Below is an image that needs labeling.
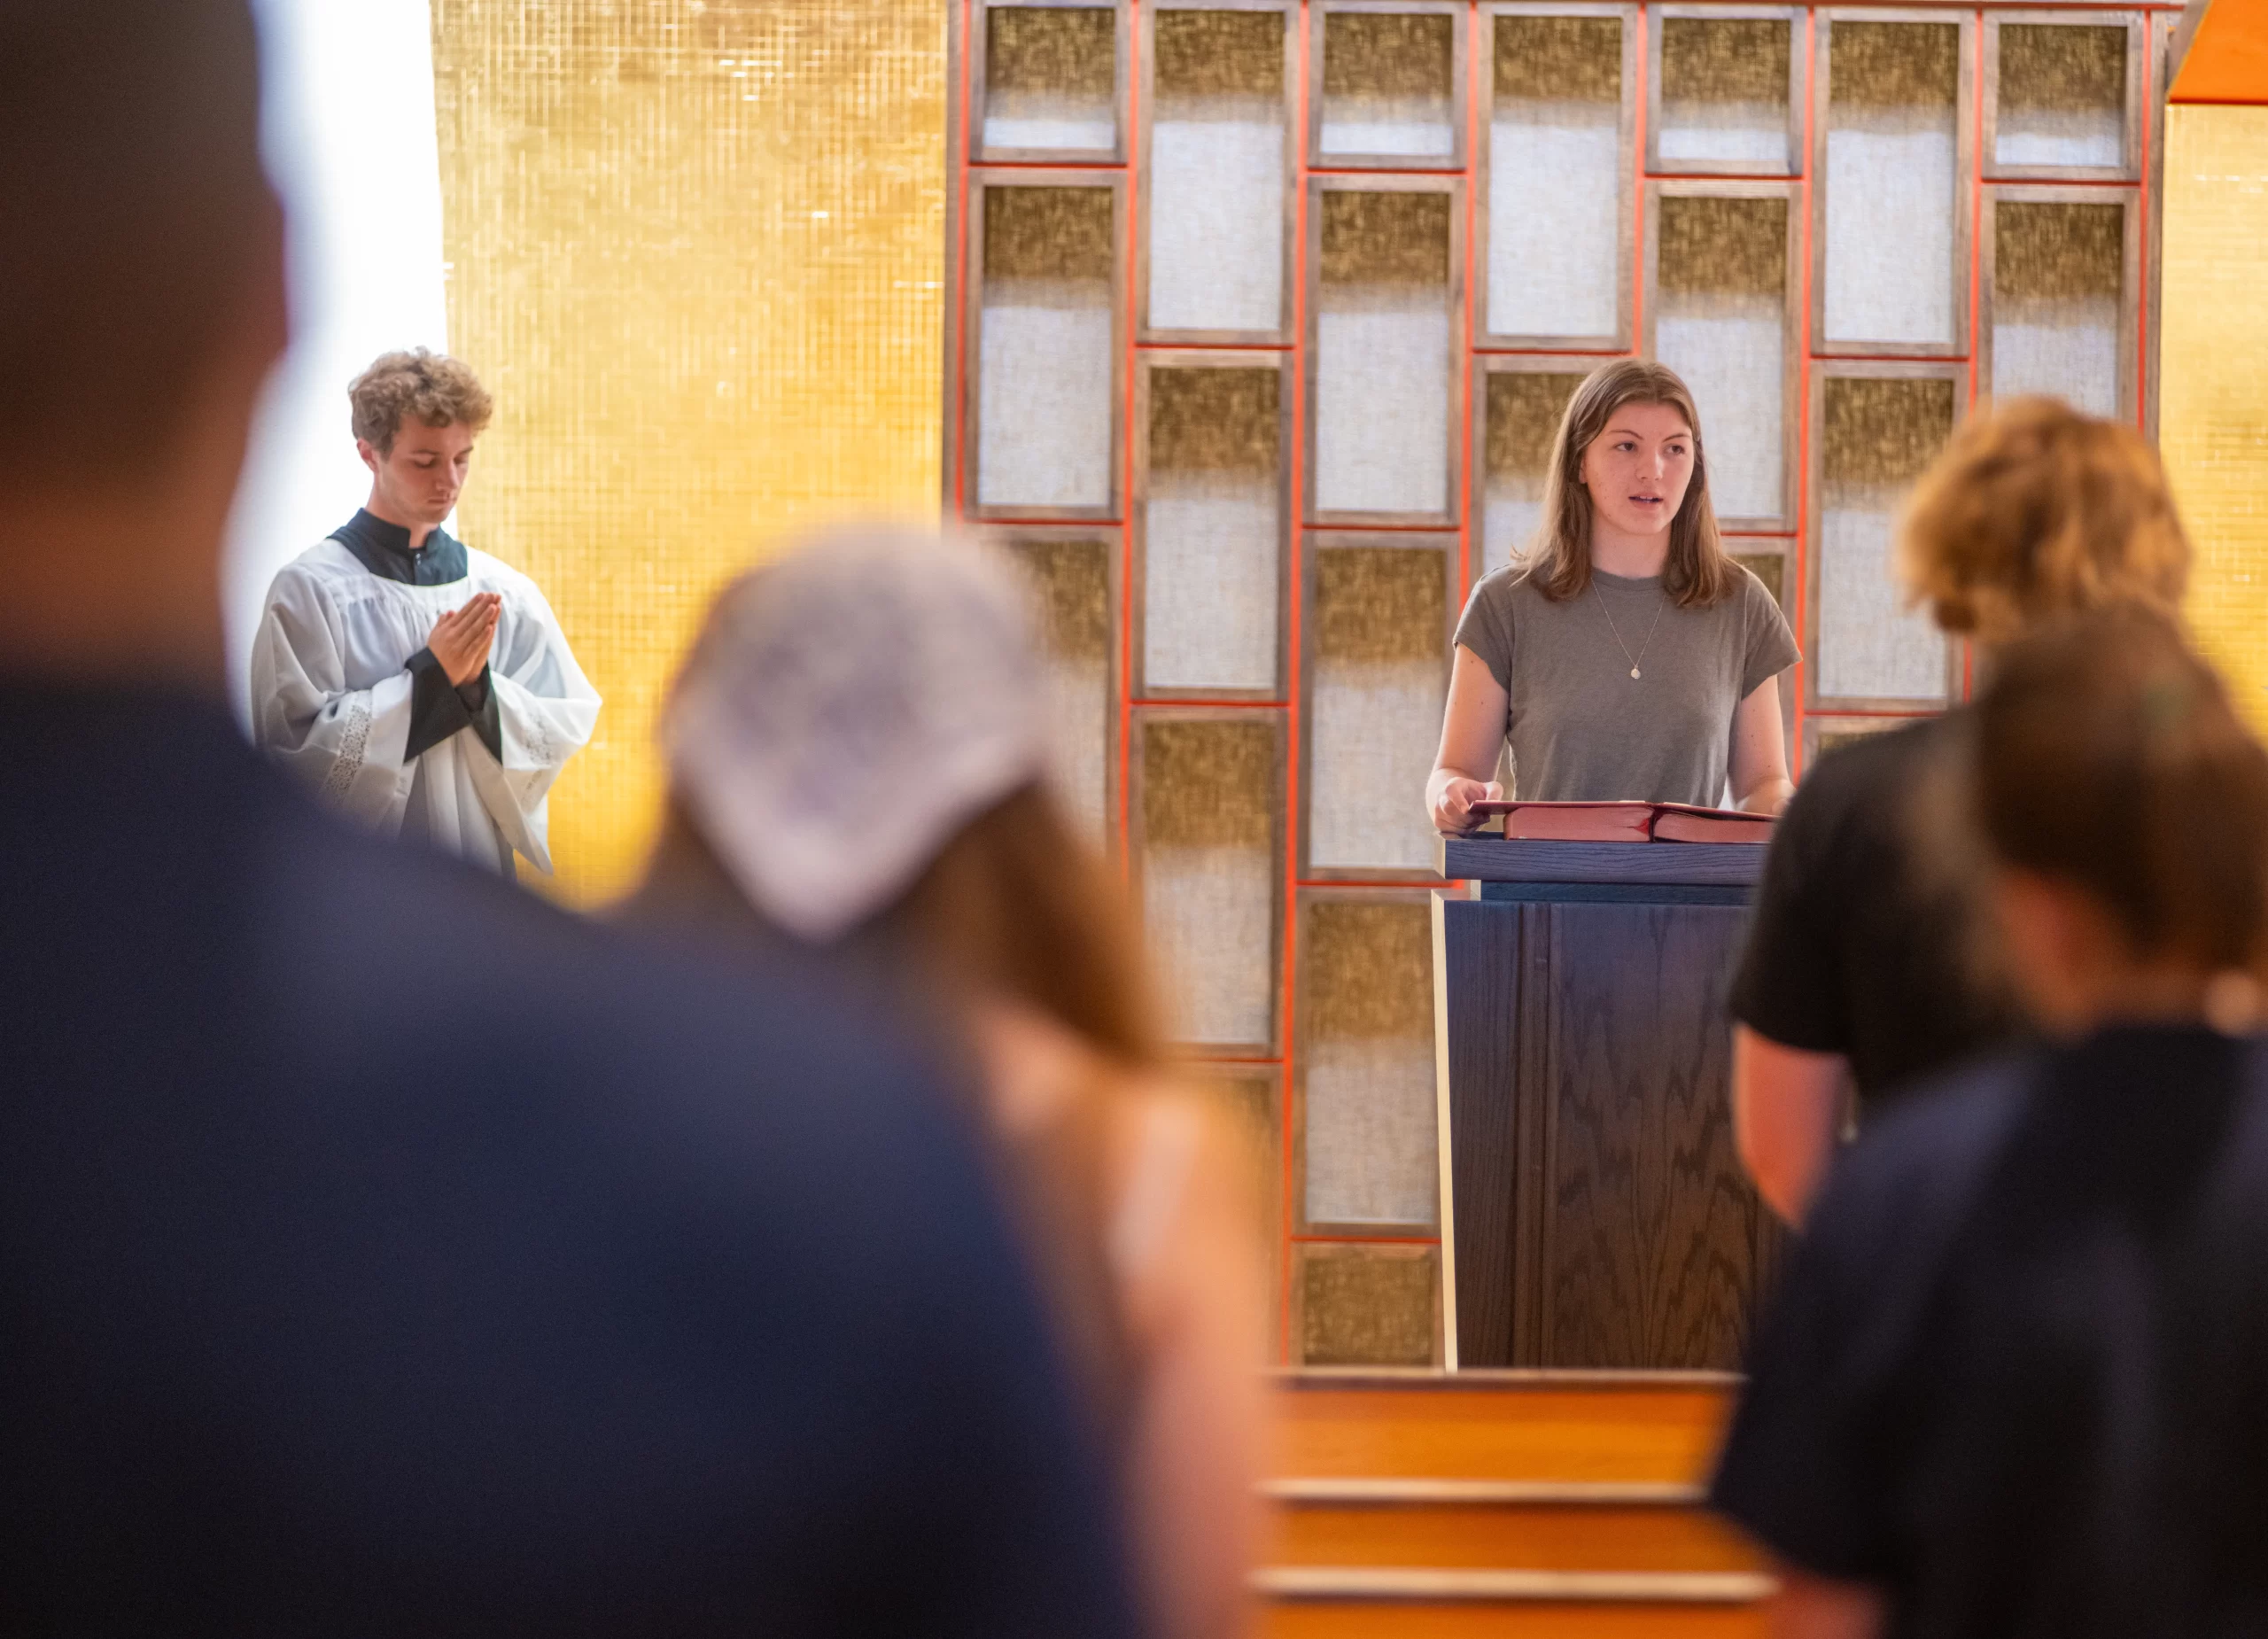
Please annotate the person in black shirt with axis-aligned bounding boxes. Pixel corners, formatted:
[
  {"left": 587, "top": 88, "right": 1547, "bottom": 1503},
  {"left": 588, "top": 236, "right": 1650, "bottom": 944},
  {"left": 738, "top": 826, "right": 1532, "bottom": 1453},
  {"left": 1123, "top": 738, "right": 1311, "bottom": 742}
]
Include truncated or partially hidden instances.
[
  {"left": 0, "top": 5, "right": 1138, "bottom": 1634},
  {"left": 1729, "top": 400, "right": 2194, "bottom": 1222},
  {"left": 1714, "top": 608, "right": 2268, "bottom": 1639}
]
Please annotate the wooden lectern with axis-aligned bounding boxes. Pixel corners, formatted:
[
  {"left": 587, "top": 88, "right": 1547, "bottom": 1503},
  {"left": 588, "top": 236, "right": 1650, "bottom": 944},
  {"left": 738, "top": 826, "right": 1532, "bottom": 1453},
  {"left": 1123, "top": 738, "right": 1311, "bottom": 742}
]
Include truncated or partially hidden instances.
[{"left": 1432, "top": 835, "right": 1785, "bottom": 1371}]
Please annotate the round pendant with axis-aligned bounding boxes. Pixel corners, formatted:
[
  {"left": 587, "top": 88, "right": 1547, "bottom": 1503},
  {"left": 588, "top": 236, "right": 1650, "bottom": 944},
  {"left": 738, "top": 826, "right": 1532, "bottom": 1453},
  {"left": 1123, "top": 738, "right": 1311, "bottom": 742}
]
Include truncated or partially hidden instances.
[{"left": 1630, "top": 666, "right": 1642, "bottom": 680}]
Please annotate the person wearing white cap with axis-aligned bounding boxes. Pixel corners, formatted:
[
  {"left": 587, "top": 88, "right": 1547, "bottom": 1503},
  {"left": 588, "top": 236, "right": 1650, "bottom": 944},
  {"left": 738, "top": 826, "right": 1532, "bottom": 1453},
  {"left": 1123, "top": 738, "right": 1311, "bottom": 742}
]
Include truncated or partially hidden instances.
[{"left": 624, "top": 525, "right": 1266, "bottom": 1639}]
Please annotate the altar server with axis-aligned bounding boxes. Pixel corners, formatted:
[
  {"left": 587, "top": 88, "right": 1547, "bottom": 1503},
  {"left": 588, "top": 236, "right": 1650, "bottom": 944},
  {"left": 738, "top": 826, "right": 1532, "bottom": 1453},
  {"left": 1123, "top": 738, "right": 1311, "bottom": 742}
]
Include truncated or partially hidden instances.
[
  {"left": 1715, "top": 608, "right": 2268, "bottom": 1639},
  {"left": 1428, "top": 359, "right": 1798, "bottom": 831},
  {"left": 1731, "top": 400, "right": 2192, "bottom": 1223},
  {"left": 250, "top": 350, "right": 598, "bottom": 875}
]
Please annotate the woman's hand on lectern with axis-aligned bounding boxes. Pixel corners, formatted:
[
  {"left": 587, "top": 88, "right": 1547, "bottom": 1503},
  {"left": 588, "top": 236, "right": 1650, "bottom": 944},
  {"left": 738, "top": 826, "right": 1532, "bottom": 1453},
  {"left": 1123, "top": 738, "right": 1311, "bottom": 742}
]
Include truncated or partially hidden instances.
[{"left": 1433, "top": 775, "right": 1503, "bottom": 835}]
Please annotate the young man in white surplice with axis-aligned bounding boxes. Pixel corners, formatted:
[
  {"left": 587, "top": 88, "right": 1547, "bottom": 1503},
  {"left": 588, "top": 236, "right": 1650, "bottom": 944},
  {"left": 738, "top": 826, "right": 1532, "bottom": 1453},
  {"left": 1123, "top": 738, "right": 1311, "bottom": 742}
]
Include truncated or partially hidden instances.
[{"left": 250, "top": 350, "right": 599, "bottom": 876}]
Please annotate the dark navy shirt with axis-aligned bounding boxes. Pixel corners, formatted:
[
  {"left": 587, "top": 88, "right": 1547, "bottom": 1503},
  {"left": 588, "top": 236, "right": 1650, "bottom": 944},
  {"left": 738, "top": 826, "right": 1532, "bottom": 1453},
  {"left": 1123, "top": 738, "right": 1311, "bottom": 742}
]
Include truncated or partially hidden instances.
[
  {"left": 0, "top": 682, "right": 1137, "bottom": 1637},
  {"left": 1713, "top": 1026, "right": 2268, "bottom": 1639}
]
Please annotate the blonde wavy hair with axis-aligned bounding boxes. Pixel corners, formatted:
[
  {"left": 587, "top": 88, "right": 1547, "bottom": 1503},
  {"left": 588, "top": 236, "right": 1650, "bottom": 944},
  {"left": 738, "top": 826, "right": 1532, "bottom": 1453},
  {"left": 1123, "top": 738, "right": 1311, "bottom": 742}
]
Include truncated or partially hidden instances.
[
  {"left": 1899, "top": 396, "right": 2191, "bottom": 644},
  {"left": 348, "top": 348, "right": 494, "bottom": 455}
]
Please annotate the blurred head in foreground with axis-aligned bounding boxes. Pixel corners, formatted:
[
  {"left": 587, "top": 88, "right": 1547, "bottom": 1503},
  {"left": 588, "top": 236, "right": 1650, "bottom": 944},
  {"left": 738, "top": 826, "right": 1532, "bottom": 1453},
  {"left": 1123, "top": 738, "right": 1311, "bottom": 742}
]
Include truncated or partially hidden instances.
[
  {"left": 1902, "top": 395, "right": 2192, "bottom": 645},
  {"left": 641, "top": 524, "right": 1162, "bottom": 1068},
  {"left": 1970, "top": 605, "right": 2268, "bottom": 1036},
  {"left": 0, "top": 0, "right": 284, "bottom": 685},
  {"left": 634, "top": 525, "right": 1264, "bottom": 1639}
]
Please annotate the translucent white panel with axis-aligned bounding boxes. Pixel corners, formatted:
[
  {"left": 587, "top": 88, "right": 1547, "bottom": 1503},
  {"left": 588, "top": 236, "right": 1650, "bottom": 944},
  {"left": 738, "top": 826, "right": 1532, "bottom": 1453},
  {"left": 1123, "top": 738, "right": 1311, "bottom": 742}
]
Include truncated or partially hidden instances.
[
  {"left": 987, "top": 102, "right": 1116, "bottom": 151},
  {"left": 1317, "top": 300, "right": 1452, "bottom": 513},
  {"left": 984, "top": 5, "right": 1117, "bottom": 151},
  {"left": 1310, "top": 664, "right": 1442, "bottom": 869},
  {"left": 1995, "top": 24, "right": 2126, "bottom": 170},
  {"left": 1145, "top": 366, "right": 1281, "bottom": 690},
  {"left": 1656, "top": 302, "right": 1783, "bottom": 519},
  {"left": 1146, "top": 845, "right": 1277, "bottom": 1045},
  {"left": 1005, "top": 538, "right": 1114, "bottom": 840},
  {"left": 1991, "top": 200, "right": 2124, "bottom": 416},
  {"left": 979, "top": 296, "right": 1115, "bottom": 507},
  {"left": 1825, "top": 122, "right": 1956, "bottom": 345},
  {"left": 1309, "top": 544, "right": 1447, "bottom": 870},
  {"left": 978, "top": 185, "right": 1117, "bottom": 510},
  {"left": 1658, "top": 18, "right": 1790, "bottom": 167},
  {"left": 1481, "top": 371, "right": 1583, "bottom": 575},
  {"left": 1319, "top": 12, "right": 1456, "bottom": 158},
  {"left": 1996, "top": 114, "right": 2120, "bottom": 170},
  {"left": 1150, "top": 10, "right": 1286, "bottom": 333},
  {"left": 1483, "top": 486, "right": 1542, "bottom": 576},
  {"left": 1141, "top": 718, "right": 1278, "bottom": 1047},
  {"left": 1304, "top": 1038, "right": 1440, "bottom": 1223},
  {"left": 1993, "top": 299, "right": 2119, "bottom": 414},
  {"left": 1658, "top": 108, "right": 1785, "bottom": 165},
  {"left": 1817, "top": 504, "right": 1946, "bottom": 700},
  {"left": 1655, "top": 193, "right": 1787, "bottom": 521},
  {"left": 1822, "top": 20, "right": 1960, "bottom": 348},
  {"left": 1490, "top": 109, "right": 1619, "bottom": 337},
  {"left": 1151, "top": 116, "right": 1284, "bottom": 331},
  {"left": 1816, "top": 375, "right": 1956, "bottom": 703},
  {"left": 1145, "top": 480, "right": 1280, "bottom": 689}
]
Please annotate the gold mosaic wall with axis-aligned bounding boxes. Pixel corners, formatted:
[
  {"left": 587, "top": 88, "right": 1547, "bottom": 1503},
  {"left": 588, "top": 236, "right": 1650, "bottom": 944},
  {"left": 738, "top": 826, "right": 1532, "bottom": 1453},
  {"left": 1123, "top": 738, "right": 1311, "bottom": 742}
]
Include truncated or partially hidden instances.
[
  {"left": 431, "top": 0, "right": 946, "bottom": 903},
  {"left": 2160, "top": 104, "right": 2268, "bottom": 735}
]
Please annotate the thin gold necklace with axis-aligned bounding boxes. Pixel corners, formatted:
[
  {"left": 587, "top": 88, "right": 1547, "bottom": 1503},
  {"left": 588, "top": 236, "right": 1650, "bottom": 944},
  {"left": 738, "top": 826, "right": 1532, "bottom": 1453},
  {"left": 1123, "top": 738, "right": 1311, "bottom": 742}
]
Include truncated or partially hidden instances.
[{"left": 1591, "top": 579, "right": 1666, "bottom": 680}]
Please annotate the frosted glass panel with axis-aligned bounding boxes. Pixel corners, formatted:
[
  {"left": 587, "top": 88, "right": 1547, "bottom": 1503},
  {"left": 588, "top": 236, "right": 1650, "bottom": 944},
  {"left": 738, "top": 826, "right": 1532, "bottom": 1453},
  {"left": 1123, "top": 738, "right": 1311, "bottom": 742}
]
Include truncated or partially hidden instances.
[
  {"left": 979, "top": 185, "right": 1115, "bottom": 509},
  {"left": 1655, "top": 194, "right": 1786, "bottom": 522},
  {"left": 1996, "top": 24, "right": 2126, "bottom": 169},
  {"left": 1816, "top": 376, "right": 1955, "bottom": 702},
  {"left": 1309, "top": 547, "right": 1446, "bottom": 870},
  {"left": 1658, "top": 18, "right": 1791, "bottom": 167},
  {"left": 1149, "top": 12, "right": 1286, "bottom": 334},
  {"left": 1140, "top": 718, "right": 1278, "bottom": 1047},
  {"left": 1003, "top": 537, "right": 1113, "bottom": 839},
  {"left": 1992, "top": 199, "right": 2122, "bottom": 416},
  {"left": 1490, "top": 16, "right": 1622, "bottom": 339},
  {"left": 1824, "top": 22, "right": 1960, "bottom": 347},
  {"left": 1317, "top": 190, "right": 1454, "bottom": 516},
  {"left": 1482, "top": 372, "right": 1582, "bottom": 575},
  {"left": 1301, "top": 899, "right": 1439, "bottom": 1226},
  {"left": 984, "top": 5, "right": 1117, "bottom": 151},
  {"left": 1320, "top": 10, "right": 1456, "bottom": 158},
  {"left": 1145, "top": 368, "right": 1282, "bottom": 691}
]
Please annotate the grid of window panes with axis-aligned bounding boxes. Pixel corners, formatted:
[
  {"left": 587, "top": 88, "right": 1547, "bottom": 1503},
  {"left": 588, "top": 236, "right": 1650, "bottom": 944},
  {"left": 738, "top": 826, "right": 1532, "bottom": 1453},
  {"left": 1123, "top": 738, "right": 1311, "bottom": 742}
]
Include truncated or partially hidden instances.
[{"left": 945, "top": 0, "right": 2175, "bottom": 1366}]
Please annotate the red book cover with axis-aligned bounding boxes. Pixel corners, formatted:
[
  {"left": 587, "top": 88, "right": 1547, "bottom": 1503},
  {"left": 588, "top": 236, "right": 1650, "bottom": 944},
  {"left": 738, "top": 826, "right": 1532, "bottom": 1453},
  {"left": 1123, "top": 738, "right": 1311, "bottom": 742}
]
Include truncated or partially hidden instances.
[
  {"left": 1467, "top": 801, "right": 1658, "bottom": 842},
  {"left": 1651, "top": 804, "right": 1776, "bottom": 844}
]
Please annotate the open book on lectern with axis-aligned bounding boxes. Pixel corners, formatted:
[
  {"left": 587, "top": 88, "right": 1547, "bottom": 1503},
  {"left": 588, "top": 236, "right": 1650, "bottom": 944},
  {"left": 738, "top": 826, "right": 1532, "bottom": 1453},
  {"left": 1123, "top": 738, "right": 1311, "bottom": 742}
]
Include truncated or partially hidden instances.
[{"left": 1464, "top": 800, "right": 1776, "bottom": 846}]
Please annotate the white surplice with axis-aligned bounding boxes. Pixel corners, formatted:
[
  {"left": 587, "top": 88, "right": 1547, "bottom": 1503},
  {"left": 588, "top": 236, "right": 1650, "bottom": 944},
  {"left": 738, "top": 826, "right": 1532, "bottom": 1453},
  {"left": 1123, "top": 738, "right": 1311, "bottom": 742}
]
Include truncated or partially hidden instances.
[{"left": 249, "top": 540, "right": 601, "bottom": 875}]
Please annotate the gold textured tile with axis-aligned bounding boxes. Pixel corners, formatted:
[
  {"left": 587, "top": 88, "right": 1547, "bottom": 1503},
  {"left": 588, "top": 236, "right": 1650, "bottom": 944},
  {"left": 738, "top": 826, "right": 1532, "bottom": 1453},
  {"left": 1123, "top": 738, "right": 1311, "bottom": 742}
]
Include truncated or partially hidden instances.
[
  {"left": 431, "top": 0, "right": 945, "bottom": 903},
  {"left": 2162, "top": 104, "right": 2268, "bottom": 739}
]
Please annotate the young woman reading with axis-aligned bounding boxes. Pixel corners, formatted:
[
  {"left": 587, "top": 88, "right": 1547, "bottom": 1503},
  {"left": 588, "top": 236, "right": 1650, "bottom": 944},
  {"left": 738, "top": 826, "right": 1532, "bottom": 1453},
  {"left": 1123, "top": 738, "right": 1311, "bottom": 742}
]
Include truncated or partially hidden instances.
[{"left": 1428, "top": 358, "right": 1798, "bottom": 834}]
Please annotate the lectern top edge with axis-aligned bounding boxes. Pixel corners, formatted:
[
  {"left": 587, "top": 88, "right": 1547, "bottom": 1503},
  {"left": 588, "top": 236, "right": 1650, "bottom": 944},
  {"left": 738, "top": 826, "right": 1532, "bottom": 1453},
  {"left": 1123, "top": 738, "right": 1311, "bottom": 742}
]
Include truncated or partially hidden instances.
[{"left": 1436, "top": 835, "right": 1767, "bottom": 887}]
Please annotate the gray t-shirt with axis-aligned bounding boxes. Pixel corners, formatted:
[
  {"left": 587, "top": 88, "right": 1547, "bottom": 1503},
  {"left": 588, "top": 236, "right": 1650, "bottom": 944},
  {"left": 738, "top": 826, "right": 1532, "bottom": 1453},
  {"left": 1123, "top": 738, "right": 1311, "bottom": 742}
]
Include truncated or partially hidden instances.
[{"left": 1454, "top": 563, "right": 1798, "bottom": 805}]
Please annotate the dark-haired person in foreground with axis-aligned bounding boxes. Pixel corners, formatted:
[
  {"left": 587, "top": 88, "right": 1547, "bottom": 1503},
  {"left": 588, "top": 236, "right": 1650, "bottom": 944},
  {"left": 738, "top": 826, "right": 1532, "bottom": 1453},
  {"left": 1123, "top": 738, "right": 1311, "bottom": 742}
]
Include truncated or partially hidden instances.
[
  {"left": 0, "top": 5, "right": 1136, "bottom": 1634},
  {"left": 1713, "top": 607, "right": 2268, "bottom": 1639}
]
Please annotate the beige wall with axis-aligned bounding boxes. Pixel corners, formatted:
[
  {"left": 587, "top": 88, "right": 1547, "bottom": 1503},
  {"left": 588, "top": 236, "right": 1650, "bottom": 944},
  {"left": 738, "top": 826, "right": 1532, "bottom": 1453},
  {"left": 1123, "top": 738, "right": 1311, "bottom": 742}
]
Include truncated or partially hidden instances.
[
  {"left": 431, "top": 0, "right": 947, "bottom": 903},
  {"left": 2161, "top": 101, "right": 2268, "bottom": 731}
]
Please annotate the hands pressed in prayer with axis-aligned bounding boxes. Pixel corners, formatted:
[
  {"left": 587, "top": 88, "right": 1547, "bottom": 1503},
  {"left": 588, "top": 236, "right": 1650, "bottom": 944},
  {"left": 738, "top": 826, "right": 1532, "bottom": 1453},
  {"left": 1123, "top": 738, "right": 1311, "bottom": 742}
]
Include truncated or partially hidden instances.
[{"left": 429, "top": 593, "right": 501, "bottom": 686}]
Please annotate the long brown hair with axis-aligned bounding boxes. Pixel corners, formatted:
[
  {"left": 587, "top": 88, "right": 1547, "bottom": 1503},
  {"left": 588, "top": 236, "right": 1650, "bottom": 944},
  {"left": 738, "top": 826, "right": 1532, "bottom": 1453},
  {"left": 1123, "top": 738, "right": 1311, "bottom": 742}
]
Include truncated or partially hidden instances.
[
  {"left": 631, "top": 782, "right": 1166, "bottom": 1073},
  {"left": 1973, "top": 606, "right": 2268, "bottom": 975},
  {"left": 1525, "top": 358, "right": 1735, "bottom": 609}
]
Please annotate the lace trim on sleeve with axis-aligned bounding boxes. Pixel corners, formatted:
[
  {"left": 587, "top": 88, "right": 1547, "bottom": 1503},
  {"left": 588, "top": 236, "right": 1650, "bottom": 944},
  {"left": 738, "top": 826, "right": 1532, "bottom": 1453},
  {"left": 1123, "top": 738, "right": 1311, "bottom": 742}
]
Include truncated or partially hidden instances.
[{"left": 319, "top": 696, "right": 372, "bottom": 801}]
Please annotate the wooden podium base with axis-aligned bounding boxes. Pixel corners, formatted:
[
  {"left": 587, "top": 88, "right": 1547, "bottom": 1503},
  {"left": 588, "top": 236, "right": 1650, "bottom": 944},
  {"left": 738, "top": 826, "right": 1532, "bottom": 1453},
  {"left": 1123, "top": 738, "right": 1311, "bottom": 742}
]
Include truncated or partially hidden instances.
[{"left": 1433, "top": 839, "right": 1787, "bottom": 1371}]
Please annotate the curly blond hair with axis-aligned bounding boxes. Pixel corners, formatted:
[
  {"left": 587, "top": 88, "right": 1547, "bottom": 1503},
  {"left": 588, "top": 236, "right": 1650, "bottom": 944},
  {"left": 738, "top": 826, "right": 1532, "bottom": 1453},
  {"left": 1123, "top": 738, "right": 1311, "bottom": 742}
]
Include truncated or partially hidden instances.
[
  {"left": 1899, "top": 396, "right": 2190, "bottom": 645},
  {"left": 348, "top": 348, "right": 493, "bottom": 454}
]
